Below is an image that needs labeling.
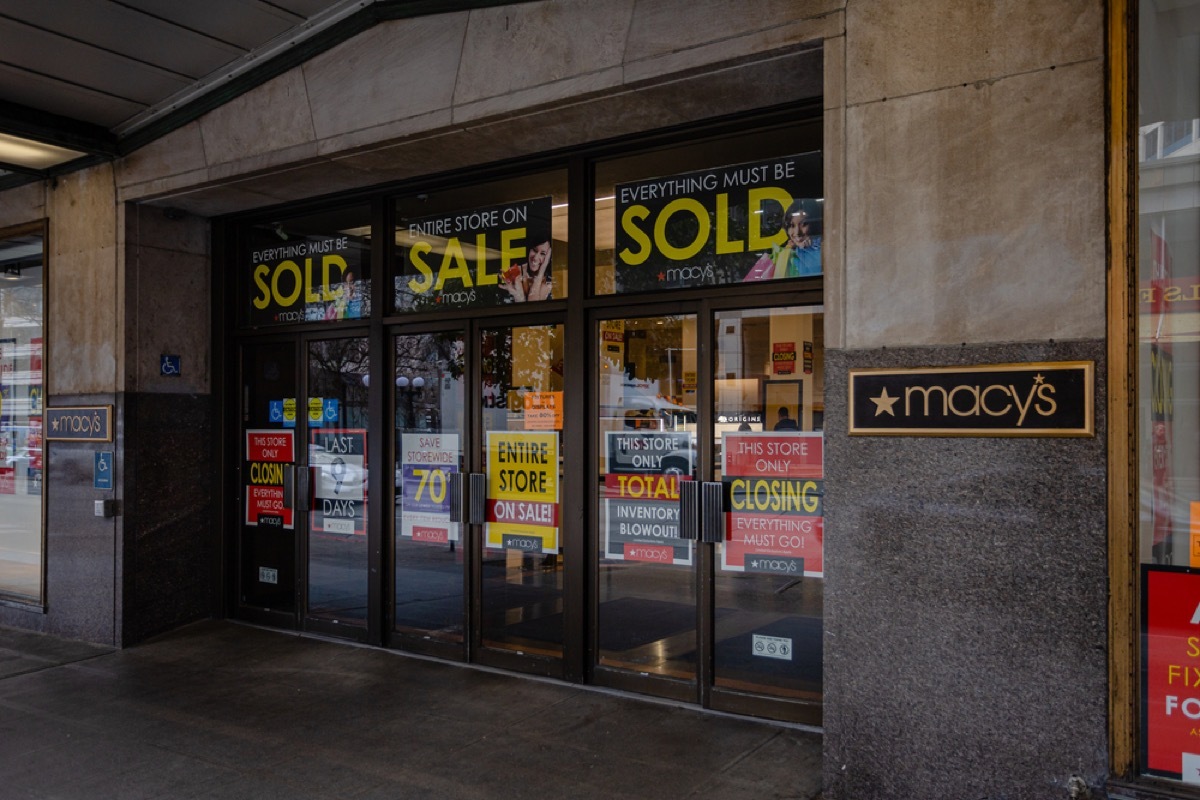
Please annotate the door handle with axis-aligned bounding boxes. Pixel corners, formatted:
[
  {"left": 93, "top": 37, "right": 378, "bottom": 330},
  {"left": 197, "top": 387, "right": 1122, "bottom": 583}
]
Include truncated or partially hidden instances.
[
  {"left": 467, "top": 473, "right": 487, "bottom": 526},
  {"left": 449, "top": 472, "right": 464, "bottom": 523},
  {"left": 678, "top": 479, "right": 699, "bottom": 540},
  {"left": 297, "top": 466, "right": 311, "bottom": 512},
  {"left": 699, "top": 481, "right": 725, "bottom": 544},
  {"left": 282, "top": 464, "right": 295, "bottom": 510}
]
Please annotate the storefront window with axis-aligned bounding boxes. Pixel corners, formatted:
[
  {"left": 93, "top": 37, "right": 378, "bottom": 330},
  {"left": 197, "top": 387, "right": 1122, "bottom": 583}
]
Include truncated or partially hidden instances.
[
  {"left": 1138, "top": 0, "right": 1200, "bottom": 782},
  {"left": 392, "top": 170, "right": 567, "bottom": 313},
  {"left": 0, "top": 225, "right": 44, "bottom": 603},
  {"left": 241, "top": 205, "right": 372, "bottom": 328},
  {"left": 593, "top": 124, "right": 822, "bottom": 295}
]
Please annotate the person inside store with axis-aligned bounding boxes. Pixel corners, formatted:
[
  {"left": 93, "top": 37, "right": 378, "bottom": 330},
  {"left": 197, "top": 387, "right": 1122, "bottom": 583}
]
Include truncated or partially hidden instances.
[
  {"left": 773, "top": 407, "right": 798, "bottom": 431},
  {"left": 502, "top": 222, "right": 553, "bottom": 302}
]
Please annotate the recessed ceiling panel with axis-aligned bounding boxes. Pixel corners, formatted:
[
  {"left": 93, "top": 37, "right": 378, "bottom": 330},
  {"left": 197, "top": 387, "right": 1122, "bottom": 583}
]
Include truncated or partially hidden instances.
[
  {"left": 0, "top": 0, "right": 248, "bottom": 79},
  {"left": 0, "top": 63, "right": 144, "bottom": 129},
  {"left": 0, "top": 18, "right": 192, "bottom": 105},
  {"left": 117, "top": 0, "right": 305, "bottom": 51}
]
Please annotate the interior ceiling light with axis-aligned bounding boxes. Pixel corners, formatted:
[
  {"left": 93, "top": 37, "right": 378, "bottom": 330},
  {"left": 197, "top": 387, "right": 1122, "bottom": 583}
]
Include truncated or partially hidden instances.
[{"left": 0, "top": 133, "right": 87, "bottom": 170}]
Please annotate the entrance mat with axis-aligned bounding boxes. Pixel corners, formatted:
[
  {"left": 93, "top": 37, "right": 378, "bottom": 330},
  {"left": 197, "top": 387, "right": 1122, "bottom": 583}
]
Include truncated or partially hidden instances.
[
  {"left": 681, "top": 615, "right": 823, "bottom": 685},
  {"left": 501, "top": 597, "right": 716, "bottom": 653}
]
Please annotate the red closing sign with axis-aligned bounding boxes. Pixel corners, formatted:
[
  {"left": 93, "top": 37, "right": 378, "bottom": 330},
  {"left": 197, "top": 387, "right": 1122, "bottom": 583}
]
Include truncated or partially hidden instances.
[
  {"left": 1145, "top": 567, "right": 1200, "bottom": 782},
  {"left": 246, "top": 430, "right": 294, "bottom": 463}
]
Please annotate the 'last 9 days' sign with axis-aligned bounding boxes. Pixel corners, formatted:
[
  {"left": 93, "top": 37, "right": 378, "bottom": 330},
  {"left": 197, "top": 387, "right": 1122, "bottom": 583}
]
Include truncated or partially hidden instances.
[{"left": 1144, "top": 567, "right": 1200, "bottom": 783}]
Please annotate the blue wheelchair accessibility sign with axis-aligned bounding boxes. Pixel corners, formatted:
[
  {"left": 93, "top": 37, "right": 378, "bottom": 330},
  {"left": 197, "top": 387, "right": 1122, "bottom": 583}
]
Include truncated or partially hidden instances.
[
  {"left": 323, "top": 398, "right": 339, "bottom": 423},
  {"left": 94, "top": 452, "right": 113, "bottom": 490}
]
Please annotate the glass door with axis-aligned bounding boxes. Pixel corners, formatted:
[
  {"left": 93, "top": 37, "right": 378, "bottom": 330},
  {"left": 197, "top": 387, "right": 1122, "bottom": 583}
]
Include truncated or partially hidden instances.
[
  {"left": 237, "top": 336, "right": 372, "bottom": 638},
  {"left": 595, "top": 313, "right": 699, "bottom": 700},
  {"left": 593, "top": 305, "right": 824, "bottom": 722},
  {"left": 477, "top": 321, "right": 566, "bottom": 671},
  {"left": 304, "top": 336, "right": 370, "bottom": 635},
  {"left": 710, "top": 306, "right": 823, "bottom": 722},
  {"left": 238, "top": 340, "right": 299, "bottom": 625},
  {"left": 393, "top": 329, "right": 467, "bottom": 655},
  {"left": 390, "top": 320, "right": 568, "bottom": 676}
]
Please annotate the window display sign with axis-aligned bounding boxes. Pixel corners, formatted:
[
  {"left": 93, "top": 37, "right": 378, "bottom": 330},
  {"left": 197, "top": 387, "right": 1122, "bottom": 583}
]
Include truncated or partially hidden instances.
[
  {"left": 247, "top": 235, "right": 367, "bottom": 326},
  {"left": 395, "top": 197, "right": 554, "bottom": 311},
  {"left": 399, "top": 433, "right": 460, "bottom": 544},
  {"left": 604, "top": 431, "right": 693, "bottom": 565},
  {"left": 613, "top": 155, "right": 820, "bottom": 292},
  {"left": 485, "top": 431, "right": 559, "bottom": 554},
  {"left": 1143, "top": 567, "right": 1200, "bottom": 783},
  {"left": 721, "top": 432, "right": 823, "bottom": 577},
  {"left": 245, "top": 429, "right": 294, "bottom": 529},
  {"left": 309, "top": 428, "right": 367, "bottom": 536}
]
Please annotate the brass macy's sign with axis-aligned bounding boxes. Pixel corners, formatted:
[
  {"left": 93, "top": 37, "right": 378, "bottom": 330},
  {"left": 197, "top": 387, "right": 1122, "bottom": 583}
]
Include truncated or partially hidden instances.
[{"left": 849, "top": 362, "right": 1094, "bottom": 436}]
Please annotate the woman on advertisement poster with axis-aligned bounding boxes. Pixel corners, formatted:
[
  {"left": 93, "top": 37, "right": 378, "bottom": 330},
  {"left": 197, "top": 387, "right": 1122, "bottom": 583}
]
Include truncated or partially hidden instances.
[
  {"left": 744, "top": 199, "right": 822, "bottom": 281},
  {"left": 501, "top": 221, "right": 553, "bottom": 303}
]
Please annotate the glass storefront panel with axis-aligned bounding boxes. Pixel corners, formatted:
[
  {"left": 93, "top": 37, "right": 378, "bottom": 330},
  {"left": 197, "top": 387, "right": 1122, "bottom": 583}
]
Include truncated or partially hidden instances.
[
  {"left": 714, "top": 306, "right": 824, "bottom": 701},
  {"left": 394, "top": 331, "right": 466, "bottom": 641},
  {"left": 306, "top": 337, "right": 370, "bottom": 626},
  {"left": 593, "top": 124, "right": 822, "bottom": 296},
  {"left": 596, "top": 314, "right": 698, "bottom": 679},
  {"left": 242, "top": 205, "right": 372, "bottom": 328},
  {"left": 0, "top": 227, "right": 43, "bottom": 602},
  {"left": 480, "top": 323, "right": 565, "bottom": 657},
  {"left": 393, "top": 171, "right": 568, "bottom": 313},
  {"left": 1138, "top": 0, "right": 1200, "bottom": 782}
]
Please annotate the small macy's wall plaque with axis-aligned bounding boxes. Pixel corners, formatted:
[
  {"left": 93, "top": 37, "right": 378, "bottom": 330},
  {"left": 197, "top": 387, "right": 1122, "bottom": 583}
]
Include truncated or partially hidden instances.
[{"left": 849, "top": 362, "right": 1094, "bottom": 437}]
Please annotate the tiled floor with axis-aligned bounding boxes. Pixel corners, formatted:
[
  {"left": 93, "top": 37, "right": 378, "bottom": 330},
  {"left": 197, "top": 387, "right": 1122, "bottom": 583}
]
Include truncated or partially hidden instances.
[{"left": 0, "top": 621, "right": 823, "bottom": 799}]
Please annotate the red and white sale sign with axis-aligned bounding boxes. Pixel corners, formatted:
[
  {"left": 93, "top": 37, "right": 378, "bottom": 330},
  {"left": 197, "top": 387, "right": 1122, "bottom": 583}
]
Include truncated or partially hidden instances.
[
  {"left": 246, "top": 430, "right": 294, "bottom": 462},
  {"left": 721, "top": 431, "right": 823, "bottom": 577},
  {"left": 1145, "top": 568, "right": 1200, "bottom": 782}
]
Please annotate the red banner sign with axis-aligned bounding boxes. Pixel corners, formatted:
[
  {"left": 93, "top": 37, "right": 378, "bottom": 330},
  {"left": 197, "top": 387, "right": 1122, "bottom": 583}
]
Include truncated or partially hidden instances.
[
  {"left": 722, "top": 433, "right": 822, "bottom": 479},
  {"left": 1145, "top": 568, "right": 1200, "bottom": 781},
  {"left": 246, "top": 430, "right": 294, "bottom": 463}
]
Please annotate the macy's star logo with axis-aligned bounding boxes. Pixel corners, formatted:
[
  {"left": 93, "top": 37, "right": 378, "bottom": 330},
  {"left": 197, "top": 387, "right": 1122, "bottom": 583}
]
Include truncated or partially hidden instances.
[{"left": 870, "top": 388, "right": 899, "bottom": 416}]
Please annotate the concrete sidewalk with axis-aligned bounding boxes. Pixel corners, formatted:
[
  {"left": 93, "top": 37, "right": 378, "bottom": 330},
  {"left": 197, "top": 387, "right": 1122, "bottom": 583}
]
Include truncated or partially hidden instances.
[{"left": 0, "top": 621, "right": 823, "bottom": 799}]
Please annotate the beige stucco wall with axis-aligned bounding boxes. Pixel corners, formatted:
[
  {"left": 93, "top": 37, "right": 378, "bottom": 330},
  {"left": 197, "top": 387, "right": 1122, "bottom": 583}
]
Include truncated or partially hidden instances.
[{"left": 839, "top": 0, "right": 1107, "bottom": 348}]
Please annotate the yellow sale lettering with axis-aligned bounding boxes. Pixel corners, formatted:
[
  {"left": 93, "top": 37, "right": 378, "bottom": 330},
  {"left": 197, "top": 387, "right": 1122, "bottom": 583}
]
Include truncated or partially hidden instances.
[
  {"left": 619, "top": 187, "right": 794, "bottom": 265},
  {"left": 729, "top": 479, "right": 819, "bottom": 514},
  {"left": 253, "top": 255, "right": 348, "bottom": 310},
  {"left": 249, "top": 462, "right": 284, "bottom": 485},
  {"left": 407, "top": 228, "right": 525, "bottom": 295}
]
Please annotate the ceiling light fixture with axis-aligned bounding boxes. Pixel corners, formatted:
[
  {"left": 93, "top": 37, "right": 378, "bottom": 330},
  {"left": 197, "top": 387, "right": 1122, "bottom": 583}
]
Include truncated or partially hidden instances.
[{"left": 0, "top": 133, "right": 87, "bottom": 171}]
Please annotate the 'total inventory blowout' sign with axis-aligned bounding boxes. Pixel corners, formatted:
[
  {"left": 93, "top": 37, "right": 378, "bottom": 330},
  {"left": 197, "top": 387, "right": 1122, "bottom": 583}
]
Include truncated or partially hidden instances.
[
  {"left": 1143, "top": 567, "right": 1200, "bottom": 783},
  {"left": 486, "top": 431, "right": 559, "bottom": 554},
  {"left": 849, "top": 362, "right": 1094, "bottom": 436},
  {"left": 614, "top": 154, "right": 821, "bottom": 292},
  {"left": 399, "top": 433, "right": 460, "bottom": 544},
  {"left": 310, "top": 428, "right": 367, "bottom": 536},
  {"left": 721, "top": 432, "right": 823, "bottom": 577},
  {"left": 396, "top": 197, "right": 554, "bottom": 311},
  {"left": 604, "top": 431, "right": 693, "bottom": 566}
]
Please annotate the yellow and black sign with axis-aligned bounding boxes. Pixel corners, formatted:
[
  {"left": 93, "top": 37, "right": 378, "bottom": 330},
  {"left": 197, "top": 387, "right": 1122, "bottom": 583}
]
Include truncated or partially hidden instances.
[{"left": 849, "top": 362, "right": 1094, "bottom": 437}]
